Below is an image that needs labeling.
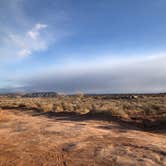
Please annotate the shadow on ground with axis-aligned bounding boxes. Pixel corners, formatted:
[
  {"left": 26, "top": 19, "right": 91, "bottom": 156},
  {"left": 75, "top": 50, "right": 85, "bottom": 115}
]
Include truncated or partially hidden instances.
[
  {"left": 1, "top": 104, "right": 166, "bottom": 133},
  {"left": 10, "top": 107, "right": 165, "bottom": 134}
]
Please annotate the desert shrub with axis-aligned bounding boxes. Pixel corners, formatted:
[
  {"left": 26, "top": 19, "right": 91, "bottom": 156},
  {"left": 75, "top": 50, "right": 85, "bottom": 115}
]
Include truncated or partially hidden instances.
[
  {"left": 39, "top": 103, "right": 54, "bottom": 112},
  {"left": 89, "top": 102, "right": 130, "bottom": 119},
  {"left": 158, "top": 116, "right": 166, "bottom": 124},
  {"left": 79, "top": 108, "right": 90, "bottom": 114},
  {"left": 54, "top": 105, "right": 64, "bottom": 112},
  {"left": 142, "top": 104, "right": 161, "bottom": 115},
  {"left": 75, "top": 91, "right": 84, "bottom": 98},
  {"left": 18, "top": 103, "right": 26, "bottom": 108},
  {"left": 61, "top": 102, "right": 70, "bottom": 111},
  {"left": 74, "top": 104, "right": 90, "bottom": 114},
  {"left": 108, "top": 106, "right": 128, "bottom": 118},
  {"left": 122, "top": 102, "right": 136, "bottom": 110},
  {"left": 151, "top": 104, "right": 161, "bottom": 111}
]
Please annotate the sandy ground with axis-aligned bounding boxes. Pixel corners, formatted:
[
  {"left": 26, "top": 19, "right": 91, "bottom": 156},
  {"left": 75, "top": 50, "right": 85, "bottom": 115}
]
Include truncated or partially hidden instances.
[{"left": 0, "top": 109, "right": 166, "bottom": 166}]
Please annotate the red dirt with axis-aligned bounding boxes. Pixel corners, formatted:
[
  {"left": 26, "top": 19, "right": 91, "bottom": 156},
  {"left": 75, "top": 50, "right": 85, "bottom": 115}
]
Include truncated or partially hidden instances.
[{"left": 0, "top": 109, "right": 166, "bottom": 166}]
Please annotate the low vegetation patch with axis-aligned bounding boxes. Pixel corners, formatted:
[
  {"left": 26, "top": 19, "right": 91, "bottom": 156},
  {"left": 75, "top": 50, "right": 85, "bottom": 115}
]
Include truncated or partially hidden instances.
[{"left": 0, "top": 95, "right": 166, "bottom": 129}]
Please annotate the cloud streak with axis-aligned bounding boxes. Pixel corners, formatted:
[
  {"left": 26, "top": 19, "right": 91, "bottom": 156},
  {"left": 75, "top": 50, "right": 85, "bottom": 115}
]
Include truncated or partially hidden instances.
[{"left": 8, "top": 53, "right": 166, "bottom": 94}]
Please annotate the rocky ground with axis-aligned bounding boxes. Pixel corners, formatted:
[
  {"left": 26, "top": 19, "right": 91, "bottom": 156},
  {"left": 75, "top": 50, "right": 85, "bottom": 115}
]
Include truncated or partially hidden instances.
[{"left": 0, "top": 109, "right": 166, "bottom": 166}]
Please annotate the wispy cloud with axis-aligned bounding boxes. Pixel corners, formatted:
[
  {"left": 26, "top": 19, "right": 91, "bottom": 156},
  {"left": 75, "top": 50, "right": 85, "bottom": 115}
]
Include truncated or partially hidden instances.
[
  {"left": 27, "top": 23, "right": 48, "bottom": 40},
  {"left": 0, "top": 0, "right": 49, "bottom": 59},
  {"left": 18, "top": 49, "right": 32, "bottom": 57},
  {"left": 0, "top": 0, "right": 69, "bottom": 61},
  {"left": 12, "top": 23, "right": 48, "bottom": 57},
  {"left": 6, "top": 23, "right": 48, "bottom": 58}
]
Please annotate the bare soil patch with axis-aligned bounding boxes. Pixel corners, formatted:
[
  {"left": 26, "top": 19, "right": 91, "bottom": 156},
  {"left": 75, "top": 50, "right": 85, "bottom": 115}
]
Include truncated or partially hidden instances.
[{"left": 0, "top": 109, "right": 166, "bottom": 166}]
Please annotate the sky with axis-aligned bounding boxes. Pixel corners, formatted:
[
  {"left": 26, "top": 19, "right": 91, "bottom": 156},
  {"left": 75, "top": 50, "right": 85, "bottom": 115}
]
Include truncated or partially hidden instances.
[{"left": 1, "top": 0, "right": 166, "bottom": 94}]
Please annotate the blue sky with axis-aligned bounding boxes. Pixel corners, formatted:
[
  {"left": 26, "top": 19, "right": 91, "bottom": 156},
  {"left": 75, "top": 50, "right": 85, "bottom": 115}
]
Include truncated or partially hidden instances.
[{"left": 1, "top": 0, "right": 166, "bottom": 93}]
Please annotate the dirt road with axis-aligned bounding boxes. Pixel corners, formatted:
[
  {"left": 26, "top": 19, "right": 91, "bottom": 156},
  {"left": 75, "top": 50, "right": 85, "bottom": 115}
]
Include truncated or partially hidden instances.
[{"left": 0, "top": 109, "right": 166, "bottom": 166}]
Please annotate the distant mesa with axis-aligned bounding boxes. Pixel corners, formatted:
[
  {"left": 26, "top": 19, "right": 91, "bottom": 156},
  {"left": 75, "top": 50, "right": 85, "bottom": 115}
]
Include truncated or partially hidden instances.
[
  {"left": 0, "top": 92, "right": 59, "bottom": 98},
  {"left": 23, "top": 92, "right": 58, "bottom": 98}
]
